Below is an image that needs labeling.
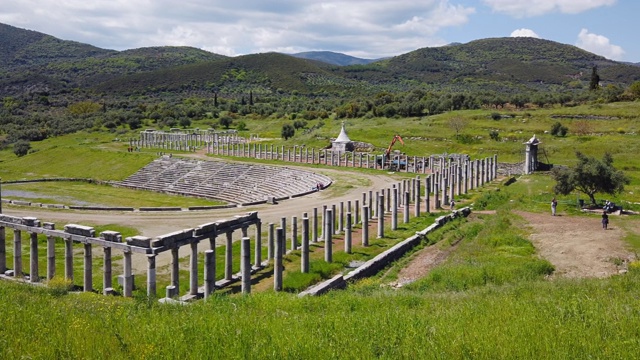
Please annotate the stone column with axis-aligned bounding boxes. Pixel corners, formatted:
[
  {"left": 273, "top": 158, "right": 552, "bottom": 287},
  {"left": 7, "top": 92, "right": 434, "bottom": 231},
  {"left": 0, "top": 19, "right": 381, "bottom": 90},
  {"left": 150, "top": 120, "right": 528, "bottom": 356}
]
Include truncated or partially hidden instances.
[
  {"left": 171, "top": 247, "right": 180, "bottom": 295},
  {"left": 64, "top": 237, "right": 73, "bottom": 281},
  {"left": 362, "top": 206, "right": 369, "bottom": 247},
  {"left": 312, "top": 207, "right": 318, "bottom": 243},
  {"left": 280, "top": 217, "right": 287, "bottom": 249},
  {"left": 332, "top": 204, "right": 338, "bottom": 235},
  {"left": 368, "top": 191, "right": 373, "bottom": 219},
  {"left": 147, "top": 255, "right": 156, "bottom": 297},
  {"left": 355, "top": 200, "right": 360, "bottom": 226},
  {"left": 123, "top": 250, "right": 133, "bottom": 297},
  {"left": 392, "top": 187, "right": 398, "bottom": 230},
  {"left": 415, "top": 177, "right": 421, "bottom": 217},
  {"left": 425, "top": 177, "right": 431, "bottom": 213},
  {"left": 339, "top": 201, "right": 344, "bottom": 233},
  {"left": 268, "top": 223, "right": 274, "bottom": 260},
  {"left": 254, "top": 221, "right": 262, "bottom": 266},
  {"left": 442, "top": 178, "right": 448, "bottom": 207},
  {"left": 320, "top": 205, "right": 326, "bottom": 241},
  {"left": 291, "top": 216, "right": 298, "bottom": 251},
  {"left": 204, "top": 250, "right": 215, "bottom": 298},
  {"left": 345, "top": 213, "right": 352, "bottom": 254},
  {"left": 449, "top": 175, "right": 455, "bottom": 206},
  {"left": 30, "top": 231, "right": 39, "bottom": 283},
  {"left": 302, "top": 216, "right": 310, "bottom": 273},
  {"left": 83, "top": 243, "right": 92, "bottom": 291},
  {"left": 225, "top": 231, "right": 233, "bottom": 280},
  {"left": 103, "top": 247, "right": 112, "bottom": 294},
  {"left": 386, "top": 188, "right": 391, "bottom": 213},
  {"left": 45, "top": 223, "right": 55, "bottom": 280},
  {"left": 325, "top": 208, "right": 333, "bottom": 263},
  {"left": 274, "top": 228, "right": 284, "bottom": 291},
  {"left": 377, "top": 193, "right": 384, "bottom": 238},
  {"left": 13, "top": 229, "right": 22, "bottom": 277},
  {"left": 404, "top": 192, "right": 410, "bottom": 224},
  {"left": 241, "top": 237, "right": 251, "bottom": 294},
  {"left": 189, "top": 242, "right": 198, "bottom": 296},
  {"left": 0, "top": 226, "right": 5, "bottom": 274}
]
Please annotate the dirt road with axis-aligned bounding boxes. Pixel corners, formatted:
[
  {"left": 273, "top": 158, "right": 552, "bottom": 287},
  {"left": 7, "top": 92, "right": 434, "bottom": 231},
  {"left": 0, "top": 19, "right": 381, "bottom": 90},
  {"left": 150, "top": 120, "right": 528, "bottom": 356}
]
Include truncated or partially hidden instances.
[{"left": 393, "top": 210, "right": 637, "bottom": 286}]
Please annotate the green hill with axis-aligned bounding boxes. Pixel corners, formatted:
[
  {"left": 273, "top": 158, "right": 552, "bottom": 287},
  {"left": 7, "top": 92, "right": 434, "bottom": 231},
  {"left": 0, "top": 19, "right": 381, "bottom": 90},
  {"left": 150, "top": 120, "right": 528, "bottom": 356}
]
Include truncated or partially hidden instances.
[{"left": 374, "top": 37, "right": 640, "bottom": 91}]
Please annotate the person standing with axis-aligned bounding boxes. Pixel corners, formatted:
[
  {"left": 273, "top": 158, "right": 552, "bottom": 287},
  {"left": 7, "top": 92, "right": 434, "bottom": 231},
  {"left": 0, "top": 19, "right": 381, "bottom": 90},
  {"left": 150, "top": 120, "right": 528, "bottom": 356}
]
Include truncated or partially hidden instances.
[
  {"left": 551, "top": 197, "right": 558, "bottom": 216},
  {"left": 602, "top": 211, "right": 609, "bottom": 230}
]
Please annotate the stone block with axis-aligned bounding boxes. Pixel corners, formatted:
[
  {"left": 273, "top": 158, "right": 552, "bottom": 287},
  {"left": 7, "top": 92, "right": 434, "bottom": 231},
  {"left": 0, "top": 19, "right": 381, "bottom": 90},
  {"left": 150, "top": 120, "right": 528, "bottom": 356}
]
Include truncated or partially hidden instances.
[
  {"left": 22, "top": 217, "right": 40, "bottom": 227},
  {"left": 64, "top": 224, "right": 96, "bottom": 237},
  {"left": 126, "top": 236, "right": 151, "bottom": 248},
  {"left": 0, "top": 214, "right": 22, "bottom": 225},
  {"left": 194, "top": 222, "right": 217, "bottom": 236},
  {"left": 151, "top": 230, "right": 193, "bottom": 248},
  {"left": 100, "top": 231, "right": 122, "bottom": 243},
  {"left": 42, "top": 222, "right": 55, "bottom": 230}
]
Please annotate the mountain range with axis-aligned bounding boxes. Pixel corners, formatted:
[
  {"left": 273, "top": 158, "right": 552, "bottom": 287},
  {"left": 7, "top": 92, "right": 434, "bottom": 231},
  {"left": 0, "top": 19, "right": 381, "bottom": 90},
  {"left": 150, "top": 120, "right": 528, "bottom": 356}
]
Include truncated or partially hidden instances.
[{"left": 2, "top": 21, "right": 640, "bottom": 99}]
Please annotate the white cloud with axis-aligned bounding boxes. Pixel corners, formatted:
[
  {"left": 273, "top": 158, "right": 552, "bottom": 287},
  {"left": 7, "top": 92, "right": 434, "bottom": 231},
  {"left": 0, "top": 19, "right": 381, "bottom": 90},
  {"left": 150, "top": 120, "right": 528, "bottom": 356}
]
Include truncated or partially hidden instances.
[
  {"left": 0, "top": 0, "right": 476, "bottom": 58},
  {"left": 575, "top": 28, "right": 625, "bottom": 60},
  {"left": 510, "top": 28, "right": 540, "bottom": 38},
  {"left": 483, "top": 0, "right": 616, "bottom": 17}
]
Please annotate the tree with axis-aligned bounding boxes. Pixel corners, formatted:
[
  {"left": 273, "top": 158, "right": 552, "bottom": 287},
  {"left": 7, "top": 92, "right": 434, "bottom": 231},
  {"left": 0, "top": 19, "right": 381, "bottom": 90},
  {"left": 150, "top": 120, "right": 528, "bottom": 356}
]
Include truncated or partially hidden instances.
[
  {"left": 628, "top": 81, "right": 640, "bottom": 100},
  {"left": 281, "top": 124, "right": 295, "bottom": 140},
  {"left": 552, "top": 152, "right": 630, "bottom": 205},
  {"left": 13, "top": 140, "right": 31, "bottom": 157},
  {"left": 448, "top": 117, "right": 468, "bottom": 138},
  {"left": 219, "top": 116, "right": 233, "bottom": 129},
  {"left": 589, "top": 66, "right": 600, "bottom": 91}
]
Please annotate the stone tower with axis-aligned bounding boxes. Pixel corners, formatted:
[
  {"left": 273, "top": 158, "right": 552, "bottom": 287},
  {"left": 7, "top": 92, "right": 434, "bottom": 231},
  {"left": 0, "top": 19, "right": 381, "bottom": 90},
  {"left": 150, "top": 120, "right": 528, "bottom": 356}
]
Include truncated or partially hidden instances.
[{"left": 524, "top": 134, "right": 540, "bottom": 174}]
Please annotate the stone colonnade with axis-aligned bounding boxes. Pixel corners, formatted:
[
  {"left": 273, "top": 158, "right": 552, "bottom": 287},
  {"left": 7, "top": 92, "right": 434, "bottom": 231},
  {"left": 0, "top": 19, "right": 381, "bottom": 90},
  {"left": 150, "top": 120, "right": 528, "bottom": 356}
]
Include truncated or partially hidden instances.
[
  {"left": 208, "top": 143, "right": 496, "bottom": 177},
  {"left": 0, "top": 212, "right": 262, "bottom": 300},
  {"left": 268, "top": 156, "right": 498, "bottom": 289},
  {"left": 130, "top": 129, "right": 247, "bottom": 152}
]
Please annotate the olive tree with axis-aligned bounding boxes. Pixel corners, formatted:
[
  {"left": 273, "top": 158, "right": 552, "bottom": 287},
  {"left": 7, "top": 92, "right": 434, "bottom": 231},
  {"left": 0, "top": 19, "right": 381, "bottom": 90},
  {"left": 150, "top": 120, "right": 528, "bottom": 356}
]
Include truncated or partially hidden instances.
[
  {"left": 552, "top": 152, "right": 629, "bottom": 205},
  {"left": 281, "top": 124, "right": 295, "bottom": 140}
]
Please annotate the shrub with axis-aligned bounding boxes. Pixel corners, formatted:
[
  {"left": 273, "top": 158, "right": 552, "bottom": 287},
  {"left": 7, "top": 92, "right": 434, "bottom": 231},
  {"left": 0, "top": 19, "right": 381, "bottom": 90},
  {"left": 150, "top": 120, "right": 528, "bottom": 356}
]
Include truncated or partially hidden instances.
[
  {"left": 489, "top": 130, "right": 500, "bottom": 141},
  {"left": 46, "top": 276, "right": 73, "bottom": 297},
  {"left": 13, "top": 140, "right": 30, "bottom": 157},
  {"left": 550, "top": 121, "right": 568, "bottom": 137}
]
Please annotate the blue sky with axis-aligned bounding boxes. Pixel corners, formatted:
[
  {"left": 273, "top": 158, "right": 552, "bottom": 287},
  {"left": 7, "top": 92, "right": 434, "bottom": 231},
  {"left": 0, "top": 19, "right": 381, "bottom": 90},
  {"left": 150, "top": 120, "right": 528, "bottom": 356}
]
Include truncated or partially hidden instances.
[{"left": 1, "top": 0, "right": 637, "bottom": 62}]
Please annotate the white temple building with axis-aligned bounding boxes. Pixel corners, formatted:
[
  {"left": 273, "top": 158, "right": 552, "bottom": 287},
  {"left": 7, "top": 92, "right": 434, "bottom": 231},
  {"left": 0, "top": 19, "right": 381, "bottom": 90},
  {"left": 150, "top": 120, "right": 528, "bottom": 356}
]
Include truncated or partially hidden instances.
[{"left": 330, "top": 122, "right": 355, "bottom": 152}]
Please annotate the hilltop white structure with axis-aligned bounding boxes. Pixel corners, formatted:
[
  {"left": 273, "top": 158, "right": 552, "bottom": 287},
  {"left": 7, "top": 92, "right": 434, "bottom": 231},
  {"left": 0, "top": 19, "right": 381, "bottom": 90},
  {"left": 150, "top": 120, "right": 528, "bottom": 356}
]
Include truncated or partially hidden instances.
[{"left": 330, "top": 122, "right": 354, "bottom": 152}]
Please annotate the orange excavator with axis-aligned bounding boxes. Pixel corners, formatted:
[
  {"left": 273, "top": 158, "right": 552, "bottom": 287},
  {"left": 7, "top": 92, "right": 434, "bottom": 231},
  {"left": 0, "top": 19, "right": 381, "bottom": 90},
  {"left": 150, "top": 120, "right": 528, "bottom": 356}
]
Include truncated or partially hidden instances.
[
  {"left": 377, "top": 134, "right": 405, "bottom": 169},
  {"left": 384, "top": 134, "right": 405, "bottom": 160}
]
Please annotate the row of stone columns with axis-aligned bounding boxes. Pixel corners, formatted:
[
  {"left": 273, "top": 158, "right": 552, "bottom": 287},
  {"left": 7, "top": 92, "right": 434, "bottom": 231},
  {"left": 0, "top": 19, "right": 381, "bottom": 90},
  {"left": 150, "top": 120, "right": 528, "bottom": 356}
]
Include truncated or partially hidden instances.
[
  {"left": 134, "top": 130, "right": 244, "bottom": 151},
  {"left": 0, "top": 216, "right": 264, "bottom": 299},
  {"left": 266, "top": 160, "right": 503, "bottom": 290},
  {"left": 210, "top": 143, "right": 435, "bottom": 174}
]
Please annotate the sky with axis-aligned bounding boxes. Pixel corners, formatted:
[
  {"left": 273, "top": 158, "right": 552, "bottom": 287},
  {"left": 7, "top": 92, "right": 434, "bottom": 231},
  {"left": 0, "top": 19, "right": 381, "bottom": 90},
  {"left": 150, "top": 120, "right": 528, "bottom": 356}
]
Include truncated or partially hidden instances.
[{"left": 1, "top": 0, "right": 638, "bottom": 62}]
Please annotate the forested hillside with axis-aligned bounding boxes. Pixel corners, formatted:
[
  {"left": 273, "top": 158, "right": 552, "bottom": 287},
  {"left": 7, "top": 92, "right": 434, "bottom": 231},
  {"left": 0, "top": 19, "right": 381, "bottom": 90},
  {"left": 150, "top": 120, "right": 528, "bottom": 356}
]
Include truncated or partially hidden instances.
[{"left": 3, "top": 22, "right": 640, "bottom": 156}]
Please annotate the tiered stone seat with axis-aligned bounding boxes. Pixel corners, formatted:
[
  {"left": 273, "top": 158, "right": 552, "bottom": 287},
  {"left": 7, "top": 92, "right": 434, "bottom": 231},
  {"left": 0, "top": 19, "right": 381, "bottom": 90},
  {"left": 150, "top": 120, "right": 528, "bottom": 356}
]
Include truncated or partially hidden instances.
[{"left": 117, "top": 158, "right": 332, "bottom": 204}]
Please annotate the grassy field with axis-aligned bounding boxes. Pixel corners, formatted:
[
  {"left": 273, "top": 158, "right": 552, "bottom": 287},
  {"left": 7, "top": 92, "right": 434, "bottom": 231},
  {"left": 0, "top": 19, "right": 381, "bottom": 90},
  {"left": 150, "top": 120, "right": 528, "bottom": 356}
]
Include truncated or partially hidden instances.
[{"left": 1, "top": 102, "right": 640, "bottom": 357}]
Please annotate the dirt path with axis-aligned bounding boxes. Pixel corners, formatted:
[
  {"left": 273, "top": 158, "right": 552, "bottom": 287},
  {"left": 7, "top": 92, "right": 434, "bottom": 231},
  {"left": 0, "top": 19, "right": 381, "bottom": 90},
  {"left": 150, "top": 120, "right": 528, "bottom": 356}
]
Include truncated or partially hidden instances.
[
  {"left": 393, "top": 210, "right": 637, "bottom": 285},
  {"left": 516, "top": 211, "right": 635, "bottom": 278}
]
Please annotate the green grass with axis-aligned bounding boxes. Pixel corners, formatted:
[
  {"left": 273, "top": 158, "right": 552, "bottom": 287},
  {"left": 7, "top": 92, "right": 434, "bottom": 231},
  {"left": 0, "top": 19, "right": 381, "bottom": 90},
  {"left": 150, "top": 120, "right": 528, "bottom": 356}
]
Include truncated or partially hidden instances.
[
  {"left": 2, "top": 103, "right": 640, "bottom": 358},
  {"left": 2, "top": 272, "right": 640, "bottom": 358},
  {"left": 2, "top": 181, "right": 225, "bottom": 207}
]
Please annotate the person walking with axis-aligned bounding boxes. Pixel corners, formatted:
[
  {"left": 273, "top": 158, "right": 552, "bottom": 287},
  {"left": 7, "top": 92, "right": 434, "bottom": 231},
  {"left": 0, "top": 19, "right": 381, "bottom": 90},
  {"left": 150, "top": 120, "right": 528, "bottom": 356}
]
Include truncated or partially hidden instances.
[
  {"left": 551, "top": 197, "right": 558, "bottom": 216},
  {"left": 602, "top": 211, "right": 609, "bottom": 230},
  {"left": 450, "top": 199, "right": 455, "bottom": 211}
]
